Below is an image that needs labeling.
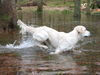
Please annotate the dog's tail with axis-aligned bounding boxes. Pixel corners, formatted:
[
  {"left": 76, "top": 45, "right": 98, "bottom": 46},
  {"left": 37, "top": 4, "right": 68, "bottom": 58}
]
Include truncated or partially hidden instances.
[
  {"left": 17, "top": 19, "right": 28, "bottom": 34},
  {"left": 17, "top": 19, "right": 35, "bottom": 34},
  {"left": 17, "top": 19, "right": 28, "bottom": 28}
]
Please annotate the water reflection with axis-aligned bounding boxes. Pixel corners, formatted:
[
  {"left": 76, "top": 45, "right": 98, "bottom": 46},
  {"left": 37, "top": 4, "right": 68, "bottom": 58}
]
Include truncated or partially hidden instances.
[
  {"left": 0, "top": 46, "right": 99, "bottom": 75},
  {"left": 16, "top": 49, "right": 87, "bottom": 75},
  {"left": 0, "top": 52, "right": 21, "bottom": 75},
  {"left": 37, "top": 12, "right": 43, "bottom": 26},
  {"left": 74, "top": 16, "right": 81, "bottom": 25},
  {"left": 0, "top": 31, "right": 20, "bottom": 45}
]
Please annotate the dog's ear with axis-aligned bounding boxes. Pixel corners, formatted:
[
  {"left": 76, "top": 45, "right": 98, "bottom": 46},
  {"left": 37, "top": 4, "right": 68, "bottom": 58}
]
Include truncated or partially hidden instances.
[{"left": 74, "top": 26, "right": 86, "bottom": 34}]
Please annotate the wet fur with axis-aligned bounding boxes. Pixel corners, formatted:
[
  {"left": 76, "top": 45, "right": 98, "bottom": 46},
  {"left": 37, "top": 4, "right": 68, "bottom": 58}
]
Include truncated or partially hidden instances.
[{"left": 17, "top": 20, "right": 90, "bottom": 54}]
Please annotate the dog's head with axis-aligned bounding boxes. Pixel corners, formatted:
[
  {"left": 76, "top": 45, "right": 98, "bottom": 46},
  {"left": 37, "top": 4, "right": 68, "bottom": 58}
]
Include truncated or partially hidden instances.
[{"left": 74, "top": 25, "right": 91, "bottom": 37}]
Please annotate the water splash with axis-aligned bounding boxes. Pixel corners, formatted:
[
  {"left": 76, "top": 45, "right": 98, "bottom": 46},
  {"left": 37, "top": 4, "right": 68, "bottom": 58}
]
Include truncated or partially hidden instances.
[{"left": 6, "top": 37, "right": 37, "bottom": 49}]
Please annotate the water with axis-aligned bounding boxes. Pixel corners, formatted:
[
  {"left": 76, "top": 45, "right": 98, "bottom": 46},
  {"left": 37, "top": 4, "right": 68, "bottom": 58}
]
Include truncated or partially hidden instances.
[{"left": 0, "top": 9, "right": 100, "bottom": 75}]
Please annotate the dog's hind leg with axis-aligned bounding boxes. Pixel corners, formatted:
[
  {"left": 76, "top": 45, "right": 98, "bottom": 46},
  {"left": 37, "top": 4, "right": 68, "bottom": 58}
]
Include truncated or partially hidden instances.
[
  {"left": 33, "top": 30, "right": 49, "bottom": 42},
  {"left": 32, "top": 31, "right": 49, "bottom": 49}
]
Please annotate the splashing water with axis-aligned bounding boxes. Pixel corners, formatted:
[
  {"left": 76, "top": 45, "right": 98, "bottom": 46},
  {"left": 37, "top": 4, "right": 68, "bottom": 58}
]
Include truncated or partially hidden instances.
[
  {"left": 6, "top": 40, "right": 34, "bottom": 49},
  {"left": 6, "top": 37, "right": 37, "bottom": 49}
]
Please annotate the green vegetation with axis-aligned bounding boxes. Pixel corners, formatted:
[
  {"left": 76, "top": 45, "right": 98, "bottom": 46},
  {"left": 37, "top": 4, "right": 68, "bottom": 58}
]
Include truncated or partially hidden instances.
[
  {"left": 0, "top": 15, "right": 11, "bottom": 21},
  {"left": 17, "top": 0, "right": 74, "bottom": 7},
  {"left": 18, "top": 0, "right": 88, "bottom": 7},
  {"left": 47, "top": 1, "right": 74, "bottom": 7},
  {"left": 18, "top": 0, "right": 29, "bottom": 5},
  {"left": 91, "top": 11, "right": 100, "bottom": 15},
  {"left": 62, "top": 9, "right": 73, "bottom": 14}
]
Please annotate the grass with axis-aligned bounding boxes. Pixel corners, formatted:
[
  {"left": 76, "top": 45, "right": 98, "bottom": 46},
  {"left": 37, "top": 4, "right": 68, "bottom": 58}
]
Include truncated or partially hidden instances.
[
  {"left": 18, "top": 0, "right": 100, "bottom": 15},
  {"left": 17, "top": 0, "right": 75, "bottom": 16},
  {"left": 91, "top": 11, "right": 100, "bottom": 15},
  {"left": 0, "top": 15, "right": 11, "bottom": 21},
  {"left": 18, "top": 0, "right": 74, "bottom": 7},
  {"left": 47, "top": 1, "right": 74, "bottom": 7},
  {"left": 18, "top": 0, "right": 29, "bottom": 5},
  {"left": 17, "top": 6, "right": 73, "bottom": 17}
]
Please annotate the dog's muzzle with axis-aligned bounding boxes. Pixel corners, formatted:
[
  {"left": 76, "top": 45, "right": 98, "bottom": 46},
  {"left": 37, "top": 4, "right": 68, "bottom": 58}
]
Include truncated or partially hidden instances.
[{"left": 82, "top": 30, "right": 91, "bottom": 37}]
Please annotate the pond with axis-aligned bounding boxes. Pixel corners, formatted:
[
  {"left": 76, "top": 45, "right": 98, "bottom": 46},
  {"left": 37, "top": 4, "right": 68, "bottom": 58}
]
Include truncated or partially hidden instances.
[{"left": 0, "top": 10, "right": 100, "bottom": 75}]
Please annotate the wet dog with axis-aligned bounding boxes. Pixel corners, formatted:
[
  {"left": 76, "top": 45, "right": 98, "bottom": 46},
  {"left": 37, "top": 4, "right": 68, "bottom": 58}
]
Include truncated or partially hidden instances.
[{"left": 17, "top": 20, "right": 90, "bottom": 54}]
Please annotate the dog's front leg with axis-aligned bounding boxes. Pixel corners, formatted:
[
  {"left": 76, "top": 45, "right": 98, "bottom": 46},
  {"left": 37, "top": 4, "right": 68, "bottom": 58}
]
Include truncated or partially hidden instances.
[{"left": 36, "top": 44, "right": 48, "bottom": 49}]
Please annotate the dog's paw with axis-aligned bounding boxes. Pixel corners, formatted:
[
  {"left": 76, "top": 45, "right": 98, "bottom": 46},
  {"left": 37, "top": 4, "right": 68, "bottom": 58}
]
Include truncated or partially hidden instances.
[
  {"left": 42, "top": 45, "right": 48, "bottom": 49},
  {"left": 49, "top": 52, "right": 55, "bottom": 54},
  {"left": 37, "top": 44, "right": 48, "bottom": 49},
  {"left": 49, "top": 52, "right": 58, "bottom": 55},
  {"left": 50, "top": 49, "right": 62, "bottom": 54}
]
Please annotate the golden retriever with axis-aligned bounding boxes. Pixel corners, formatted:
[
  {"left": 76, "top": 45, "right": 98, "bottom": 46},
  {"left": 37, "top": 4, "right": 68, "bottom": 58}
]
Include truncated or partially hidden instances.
[{"left": 17, "top": 20, "right": 90, "bottom": 54}]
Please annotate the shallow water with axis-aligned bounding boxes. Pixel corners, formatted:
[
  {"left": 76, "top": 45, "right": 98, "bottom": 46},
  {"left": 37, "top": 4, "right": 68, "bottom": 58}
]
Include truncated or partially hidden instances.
[{"left": 0, "top": 10, "right": 100, "bottom": 75}]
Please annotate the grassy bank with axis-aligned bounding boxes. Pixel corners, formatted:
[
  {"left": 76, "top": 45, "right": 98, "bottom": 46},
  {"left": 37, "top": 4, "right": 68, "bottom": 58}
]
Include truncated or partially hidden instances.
[
  {"left": 17, "top": 0, "right": 100, "bottom": 15},
  {"left": 18, "top": 6, "right": 73, "bottom": 15}
]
